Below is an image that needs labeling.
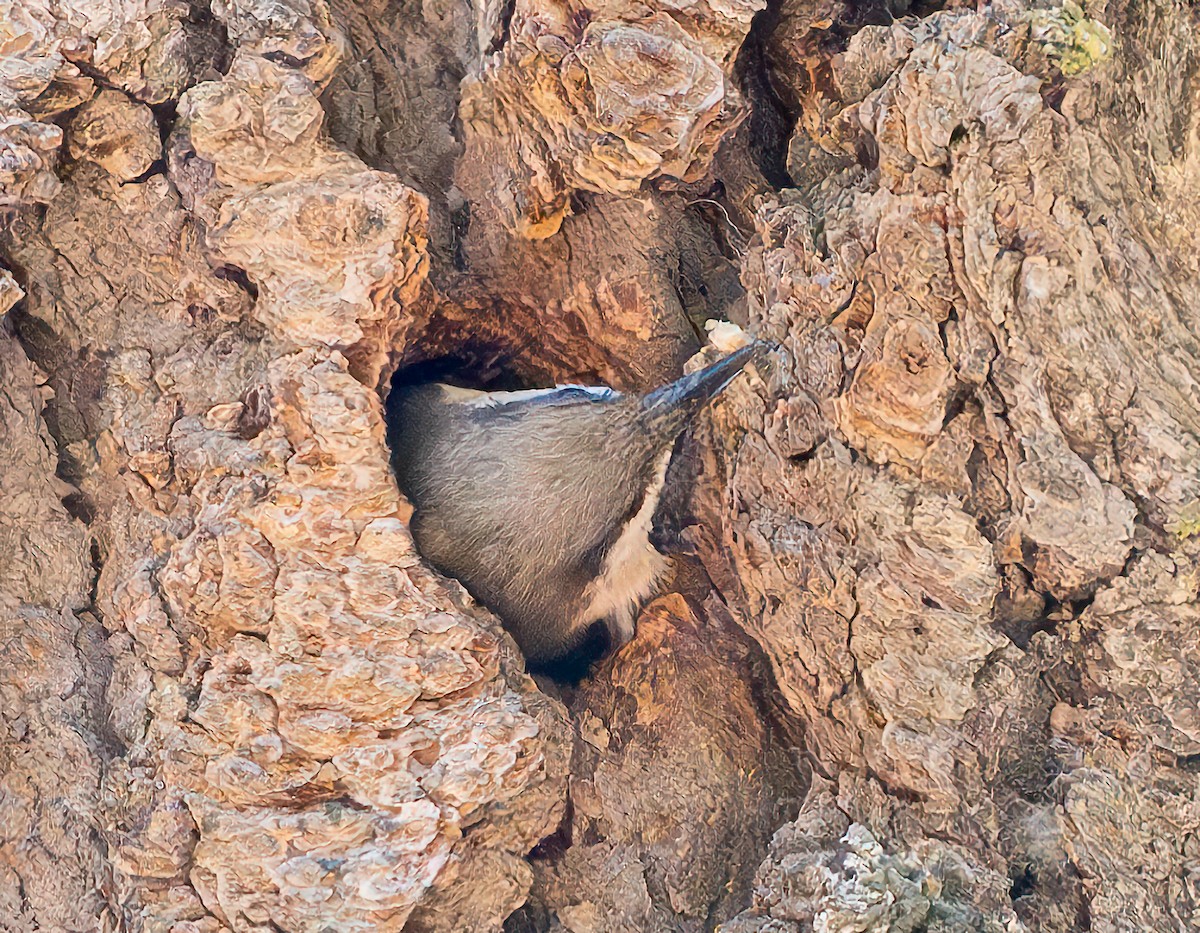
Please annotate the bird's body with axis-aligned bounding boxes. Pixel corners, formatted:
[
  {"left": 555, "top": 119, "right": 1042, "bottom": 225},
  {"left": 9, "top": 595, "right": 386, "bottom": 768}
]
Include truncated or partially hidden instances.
[{"left": 387, "top": 344, "right": 760, "bottom": 668}]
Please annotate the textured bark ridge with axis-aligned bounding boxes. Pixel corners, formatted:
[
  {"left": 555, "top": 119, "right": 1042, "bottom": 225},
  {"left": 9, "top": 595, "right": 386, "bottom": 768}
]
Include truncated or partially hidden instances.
[
  {"left": 713, "top": 0, "right": 1200, "bottom": 928},
  {"left": 3, "top": 5, "right": 566, "bottom": 930},
  {"left": 455, "top": 0, "right": 762, "bottom": 239},
  {"left": 2, "top": 0, "right": 1199, "bottom": 929}
]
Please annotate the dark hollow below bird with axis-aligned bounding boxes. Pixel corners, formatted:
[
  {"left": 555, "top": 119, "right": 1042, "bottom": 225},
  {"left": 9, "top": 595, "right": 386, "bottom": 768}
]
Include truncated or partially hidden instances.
[{"left": 386, "top": 343, "right": 762, "bottom": 677}]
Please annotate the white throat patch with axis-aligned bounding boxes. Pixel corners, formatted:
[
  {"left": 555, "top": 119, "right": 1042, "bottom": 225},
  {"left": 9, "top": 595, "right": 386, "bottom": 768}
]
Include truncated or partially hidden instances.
[{"left": 576, "top": 448, "right": 673, "bottom": 646}]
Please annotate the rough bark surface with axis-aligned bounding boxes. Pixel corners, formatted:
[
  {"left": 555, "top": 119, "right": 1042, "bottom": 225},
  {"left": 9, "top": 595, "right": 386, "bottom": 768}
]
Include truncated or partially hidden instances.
[{"left": 2, "top": 0, "right": 1198, "bottom": 930}]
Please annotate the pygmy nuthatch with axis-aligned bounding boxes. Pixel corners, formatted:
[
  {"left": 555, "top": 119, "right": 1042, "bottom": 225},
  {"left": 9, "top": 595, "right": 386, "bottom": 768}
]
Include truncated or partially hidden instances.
[{"left": 387, "top": 343, "right": 762, "bottom": 669}]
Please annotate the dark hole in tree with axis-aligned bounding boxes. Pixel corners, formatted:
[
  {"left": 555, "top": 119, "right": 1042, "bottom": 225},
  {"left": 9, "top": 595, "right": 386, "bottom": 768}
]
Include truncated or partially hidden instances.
[
  {"left": 1176, "top": 752, "right": 1200, "bottom": 773},
  {"left": 733, "top": 2, "right": 796, "bottom": 190},
  {"left": 384, "top": 341, "right": 542, "bottom": 505},
  {"left": 388, "top": 350, "right": 531, "bottom": 396},
  {"left": 522, "top": 622, "right": 613, "bottom": 684},
  {"left": 1009, "top": 862, "right": 1037, "bottom": 900},
  {"left": 384, "top": 339, "right": 622, "bottom": 684}
]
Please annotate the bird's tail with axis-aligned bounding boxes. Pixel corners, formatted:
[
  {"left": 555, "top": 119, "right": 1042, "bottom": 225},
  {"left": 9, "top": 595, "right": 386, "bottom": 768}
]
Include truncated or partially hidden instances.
[{"left": 639, "top": 341, "right": 766, "bottom": 437}]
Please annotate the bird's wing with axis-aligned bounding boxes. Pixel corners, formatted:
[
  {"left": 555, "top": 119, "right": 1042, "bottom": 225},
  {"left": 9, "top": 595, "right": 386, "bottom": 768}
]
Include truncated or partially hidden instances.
[{"left": 438, "top": 383, "right": 619, "bottom": 411}]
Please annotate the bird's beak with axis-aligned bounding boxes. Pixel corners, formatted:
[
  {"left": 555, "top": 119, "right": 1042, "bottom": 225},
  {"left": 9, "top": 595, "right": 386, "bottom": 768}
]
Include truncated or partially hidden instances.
[{"left": 640, "top": 341, "right": 766, "bottom": 426}]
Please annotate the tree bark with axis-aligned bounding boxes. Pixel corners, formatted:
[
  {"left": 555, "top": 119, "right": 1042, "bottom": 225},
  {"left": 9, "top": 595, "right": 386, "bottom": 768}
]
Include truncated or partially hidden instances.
[{"left": 1, "top": 0, "right": 1197, "bottom": 930}]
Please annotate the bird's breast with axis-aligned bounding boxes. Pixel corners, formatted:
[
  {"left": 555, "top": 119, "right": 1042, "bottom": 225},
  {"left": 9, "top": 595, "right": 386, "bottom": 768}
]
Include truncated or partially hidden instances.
[{"left": 574, "top": 449, "right": 673, "bottom": 635}]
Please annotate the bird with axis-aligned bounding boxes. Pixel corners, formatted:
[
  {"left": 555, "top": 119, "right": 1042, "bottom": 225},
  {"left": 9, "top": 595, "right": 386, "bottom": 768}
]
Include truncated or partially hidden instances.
[{"left": 386, "top": 342, "right": 762, "bottom": 671}]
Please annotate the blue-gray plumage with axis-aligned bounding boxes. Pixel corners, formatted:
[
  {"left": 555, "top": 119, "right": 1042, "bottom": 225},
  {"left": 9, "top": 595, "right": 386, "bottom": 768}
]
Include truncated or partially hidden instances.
[{"left": 387, "top": 343, "right": 762, "bottom": 668}]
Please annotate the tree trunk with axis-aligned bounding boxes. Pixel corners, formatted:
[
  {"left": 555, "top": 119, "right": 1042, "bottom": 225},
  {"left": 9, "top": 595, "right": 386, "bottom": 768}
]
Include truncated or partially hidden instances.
[{"left": 1, "top": 0, "right": 1197, "bottom": 929}]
